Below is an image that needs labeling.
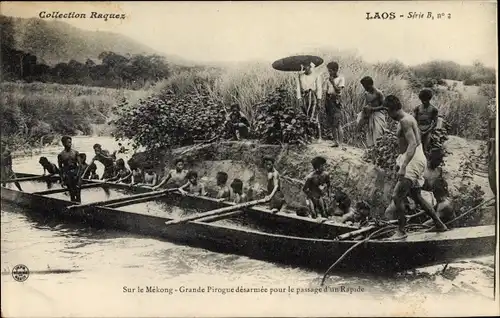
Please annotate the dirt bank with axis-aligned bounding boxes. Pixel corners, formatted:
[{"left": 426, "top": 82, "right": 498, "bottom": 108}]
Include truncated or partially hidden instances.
[{"left": 132, "top": 136, "right": 495, "bottom": 217}]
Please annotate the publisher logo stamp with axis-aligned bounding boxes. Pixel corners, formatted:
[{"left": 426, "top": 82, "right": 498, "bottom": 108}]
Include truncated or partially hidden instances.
[{"left": 12, "top": 264, "right": 29, "bottom": 282}]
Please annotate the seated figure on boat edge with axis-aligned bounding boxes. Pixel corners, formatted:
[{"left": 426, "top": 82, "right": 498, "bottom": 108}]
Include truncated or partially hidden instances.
[
  {"left": 263, "top": 156, "right": 287, "bottom": 213},
  {"left": 179, "top": 171, "right": 207, "bottom": 196},
  {"left": 302, "top": 156, "right": 330, "bottom": 219},
  {"left": 152, "top": 158, "right": 188, "bottom": 190}
]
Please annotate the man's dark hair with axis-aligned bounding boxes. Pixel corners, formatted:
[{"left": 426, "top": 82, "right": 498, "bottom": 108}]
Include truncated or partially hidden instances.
[
  {"left": 262, "top": 156, "right": 275, "bottom": 165},
  {"left": 327, "top": 61, "right": 339, "bottom": 70},
  {"left": 231, "top": 178, "right": 243, "bottom": 193},
  {"left": 116, "top": 158, "right": 125, "bottom": 167},
  {"left": 174, "top": 158, "right": 184, "bottom": 165},
  {"left": 311, "top": 156, "right": 327, "bottom": 169},
  {"left": 78, "top": 153, "right": 87, "bottom": 162},
  {"left": 187, "top": 171, "right": 198, "bottom": 179},
  {"left": 127, "top": 158, "right": 138, "bottom": 170},
  {"left": 360, "top": 76, "right": 374, "bottom": 86},
  {"left": 230, "top": 103, "right": 240, "bottom": 111},
  {"left": 355, "top": 200, "right": 371, "bottom": 211},
  {"left": 418, "top": 88, "right": 433, "bottom": 101},
  {"left": 216, "top": 171, "right": 228, "bottom": 184},
  {"left": 384, "top": 95, "right": 403, "bottom": 111},
  {"left": 93, "top": 143, "right": 101, "bottom": 149},
  {"left": 39, "top": 157, "right": 49, "bottom": 164},
  {"left": 61, "top": 135, "right": 72, "bottom": 144}
]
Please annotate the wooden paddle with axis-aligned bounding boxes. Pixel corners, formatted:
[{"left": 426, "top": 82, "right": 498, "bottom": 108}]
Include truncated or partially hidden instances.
[
  {"left": 164, "top": 197, "right": 270, "bottom": 226},
  {"left": 66, "top": 188, "right": 177, "bottom": 210},
  {"left": 103, "top": 193, "right": 170, "bottom": 208},
  {"left": 0, "top": 175, "right": 51, "bottom": 183},
  {"left": 336, "top": 211, "right": 427, "bottom": 240}
]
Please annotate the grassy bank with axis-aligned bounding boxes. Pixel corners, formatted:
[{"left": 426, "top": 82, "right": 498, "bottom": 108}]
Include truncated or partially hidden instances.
[
  {"left": 0, "top": 82, "right": 148, "bottom": 151},
  {"left": 127, "top": 50, "right": 495, "bottom": 149}
]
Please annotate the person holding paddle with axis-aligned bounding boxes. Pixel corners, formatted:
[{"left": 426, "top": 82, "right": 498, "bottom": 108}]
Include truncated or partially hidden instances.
[
  {"left": 152, "top": 158, "right": 188, "bottom": 190},
  {"left": 87, "top": 144, "right": 116, "bottom": 180},
  {"left": 178, "top": 171, "right": 207, "bottom": 196},
  {"left": 1, "top": 146, "right": 23, "bottom": 191},
  {"left": 57, "top": 136, "right": 81, "bottom": 203}
]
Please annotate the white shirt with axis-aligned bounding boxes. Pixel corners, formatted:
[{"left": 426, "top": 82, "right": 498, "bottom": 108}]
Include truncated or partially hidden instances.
[
  {"left": 324, "top": 74, "right": 345, "bottom": 95},
  {"left": 296, "top": 70, "right": 323, "bottom": 100}
]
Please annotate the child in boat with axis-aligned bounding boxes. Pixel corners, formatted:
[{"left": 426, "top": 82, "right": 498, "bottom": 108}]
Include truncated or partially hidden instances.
[
  {"left": 128, "top": 159, "right": 144, "bottom": 186},
  {"left": 340, "top": 201, "right": 372, "bottom": 226},
  {"left": 230, "top": 178, "right": 247, "bottom": 203},
  {"left": 77, "top": 153, "right": 98, "bottom": 180},
  {"left": 178, "top": 171, "right": 207, "bottom": 196},
  {"left": 423, "top": 178, "right": 455, "bottom": 227},
  {"left": 106, "top": 159, "right": 132, "bottom": 184},
  {"left": 303, "top": 156, "right": 331, "bottom": 219},
  {"left": 89, "top": 144, "right": 116, "bottom": 180},
  {"left": 263, "top": 156, "right": 287, "bottom": 213},
  {"left": 215, "top": 171, "right": 231, "bottom": 201},
  {"left": 39, "top": 157, "right": 60, "bottom": 176},
  {"left": 136, "top": 165, "right": 158, "bottom": 187},
  {"left": 153, "top": 158, "right": 188, "bottom": 190},
  {"left": 332, "top": 190, "right": 352, "bottom": 217},
  {"left": 413, "top": 89, "right": 439, "bottom": 155}
]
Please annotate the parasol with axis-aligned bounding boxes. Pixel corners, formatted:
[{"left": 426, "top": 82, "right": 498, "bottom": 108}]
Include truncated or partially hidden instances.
[{"left": 271, "top": 55, "right": 324, "bottom": 72}]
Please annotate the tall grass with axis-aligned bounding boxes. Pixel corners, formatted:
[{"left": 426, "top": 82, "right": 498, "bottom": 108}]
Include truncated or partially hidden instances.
[{"left": 144, "top": 50, "right": 494, "bottom": 143}]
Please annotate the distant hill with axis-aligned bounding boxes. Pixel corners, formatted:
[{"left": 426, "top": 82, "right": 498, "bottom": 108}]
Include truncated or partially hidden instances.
[{"left": 0, "top": 15, "right": 194, "bottom": 66}]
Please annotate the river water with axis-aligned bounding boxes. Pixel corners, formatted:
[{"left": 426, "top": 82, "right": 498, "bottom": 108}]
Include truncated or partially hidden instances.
[{"left": 1, "top": 136, "right": 497, "bottom": 317}]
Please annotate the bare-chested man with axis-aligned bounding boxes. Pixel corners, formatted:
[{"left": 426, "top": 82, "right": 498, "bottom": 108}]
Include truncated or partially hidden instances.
[
  {"left": 152, "top": 158, "right": 188, "bottom": 190},
  {"left": 303, "top": 156, "right": 331, "bottom": 219},
  {"left": 383, "top": 95, "right": 447, "bottom": 240},
  {"left": 58, "top": 136, "right": 81, "bottom": 202},
  {"left": 263, "top": 156, "right": 286, "bottom": 213},
  {"left": 413, "top": 89, "right": 439, "bottom": 154},
  {"left": 1, "top": 146, "right": 23, "bottom": 191}
]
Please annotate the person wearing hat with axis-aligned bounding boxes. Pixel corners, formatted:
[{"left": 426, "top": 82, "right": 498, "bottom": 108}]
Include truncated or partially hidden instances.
[
  {"left": 296, "top": 62, "right": 323, "bottom": 129},
  {"left": 225, "top": 103, "right": 250, "bottom": 141}
]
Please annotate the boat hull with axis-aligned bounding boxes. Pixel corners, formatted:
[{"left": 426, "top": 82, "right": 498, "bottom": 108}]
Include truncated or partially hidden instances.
[{"left": 1, "top": 174, "right": 497, "bottom": 273}]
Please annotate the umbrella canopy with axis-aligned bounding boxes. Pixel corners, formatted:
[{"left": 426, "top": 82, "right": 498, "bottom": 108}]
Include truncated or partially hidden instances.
[{"left": 272, "top": 55, "right": 324, "bottom": 72}]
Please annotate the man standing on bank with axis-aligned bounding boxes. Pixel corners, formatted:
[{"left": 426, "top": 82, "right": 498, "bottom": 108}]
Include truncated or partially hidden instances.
[
  {"left": 58, "top": 136, "right": 81, "bottom": 203},
  {"left": 383, "top": 95, "right": 447, "bottom": 240},
  {"left": 296, "top": 62, "right": 323, "bottom": 138},
  {"left": 324, "top": 62, "right": 345, "bottom": 148}
]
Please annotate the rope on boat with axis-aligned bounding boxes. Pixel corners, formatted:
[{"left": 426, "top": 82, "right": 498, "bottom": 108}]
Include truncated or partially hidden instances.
[
  {"left": 444, "top": 197, "right": 495, "bottom": 226},
  {"left": 320, "top": 225, "right": 397, "bottom": 286}
]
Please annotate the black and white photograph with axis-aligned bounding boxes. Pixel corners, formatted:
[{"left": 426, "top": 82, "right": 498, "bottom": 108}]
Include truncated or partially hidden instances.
[{"left": 1, "top": 1, "right": 498, "bottom": 316}]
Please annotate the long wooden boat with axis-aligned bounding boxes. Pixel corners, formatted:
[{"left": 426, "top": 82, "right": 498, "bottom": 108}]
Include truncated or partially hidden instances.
[{"left": 1, "top": 173, "right": 497, "bottom": 273}]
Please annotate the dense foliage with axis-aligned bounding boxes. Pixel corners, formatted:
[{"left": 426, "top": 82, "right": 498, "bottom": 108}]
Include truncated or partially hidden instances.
[
  {"left": 362, "top": 125, "right": 449, "bottom": 171},
  {"left": 110, "top": 88, "right": 227, "bottom": 151},
  {"left": 252, "top": 87, "right": 316, "bottom": 145}
]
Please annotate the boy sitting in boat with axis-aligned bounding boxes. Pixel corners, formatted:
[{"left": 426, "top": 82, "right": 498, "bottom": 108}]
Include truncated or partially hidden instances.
[
  {"left": 136, "top": 165, "right": 157, "bottom": 187},
  {"left": 215, "top": 171, "right": 231, "bottom": 201},
  {"left": 263, "top": 156, "right": 287, "bottom": 213},
  {"left": 423, "top": 178, "right": 455, "bottom": 227},
  {"left": 127, "top": 159, "right": 144, "bottom": 186},
  {"left": 89, "top": 144, "right": 116, "bottom": 180},
  {"left": 303, "top": 156, "right": 331, "bottom": 219},
  {"left": 230, "top": 178, "right": 247, "bottom": 203},
  {"left": 39, "top": 157, "right": 60, "bottom": 176},
  {"left": 152, "top": 158, "right": 188, "bottom": 190},
  {"left": 178, "top": 171, "right": 207, "bottom": 196},
  {"left": 106, "top": 159, "right": 132, "bottom": 184},
  {"left": 340, "top": 201, "right": 372, "bottom": 226},
  {"left": 331, "top": 190, "right": 352, "bottom": 217},
  {"left": 77, "top": 153, "right": 98, "bottom": 180},
  {"left": 1, "top": 146, "right": 23, "bottom": 191}
]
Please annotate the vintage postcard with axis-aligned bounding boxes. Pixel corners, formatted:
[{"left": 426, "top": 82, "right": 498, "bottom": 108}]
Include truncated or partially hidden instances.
[{"left": 1, "top": 1, "right": 498, "bottom": 317}]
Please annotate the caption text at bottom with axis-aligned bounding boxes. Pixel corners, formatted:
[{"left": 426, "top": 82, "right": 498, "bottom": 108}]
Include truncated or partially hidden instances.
[{"left": 123, "top": 285, "right": 365, "bottom": 295}]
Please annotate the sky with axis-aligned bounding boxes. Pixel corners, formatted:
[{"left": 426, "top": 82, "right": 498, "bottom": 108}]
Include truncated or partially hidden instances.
[{"left": 2, "top": 1, "right": 498, "bottom": 67}]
